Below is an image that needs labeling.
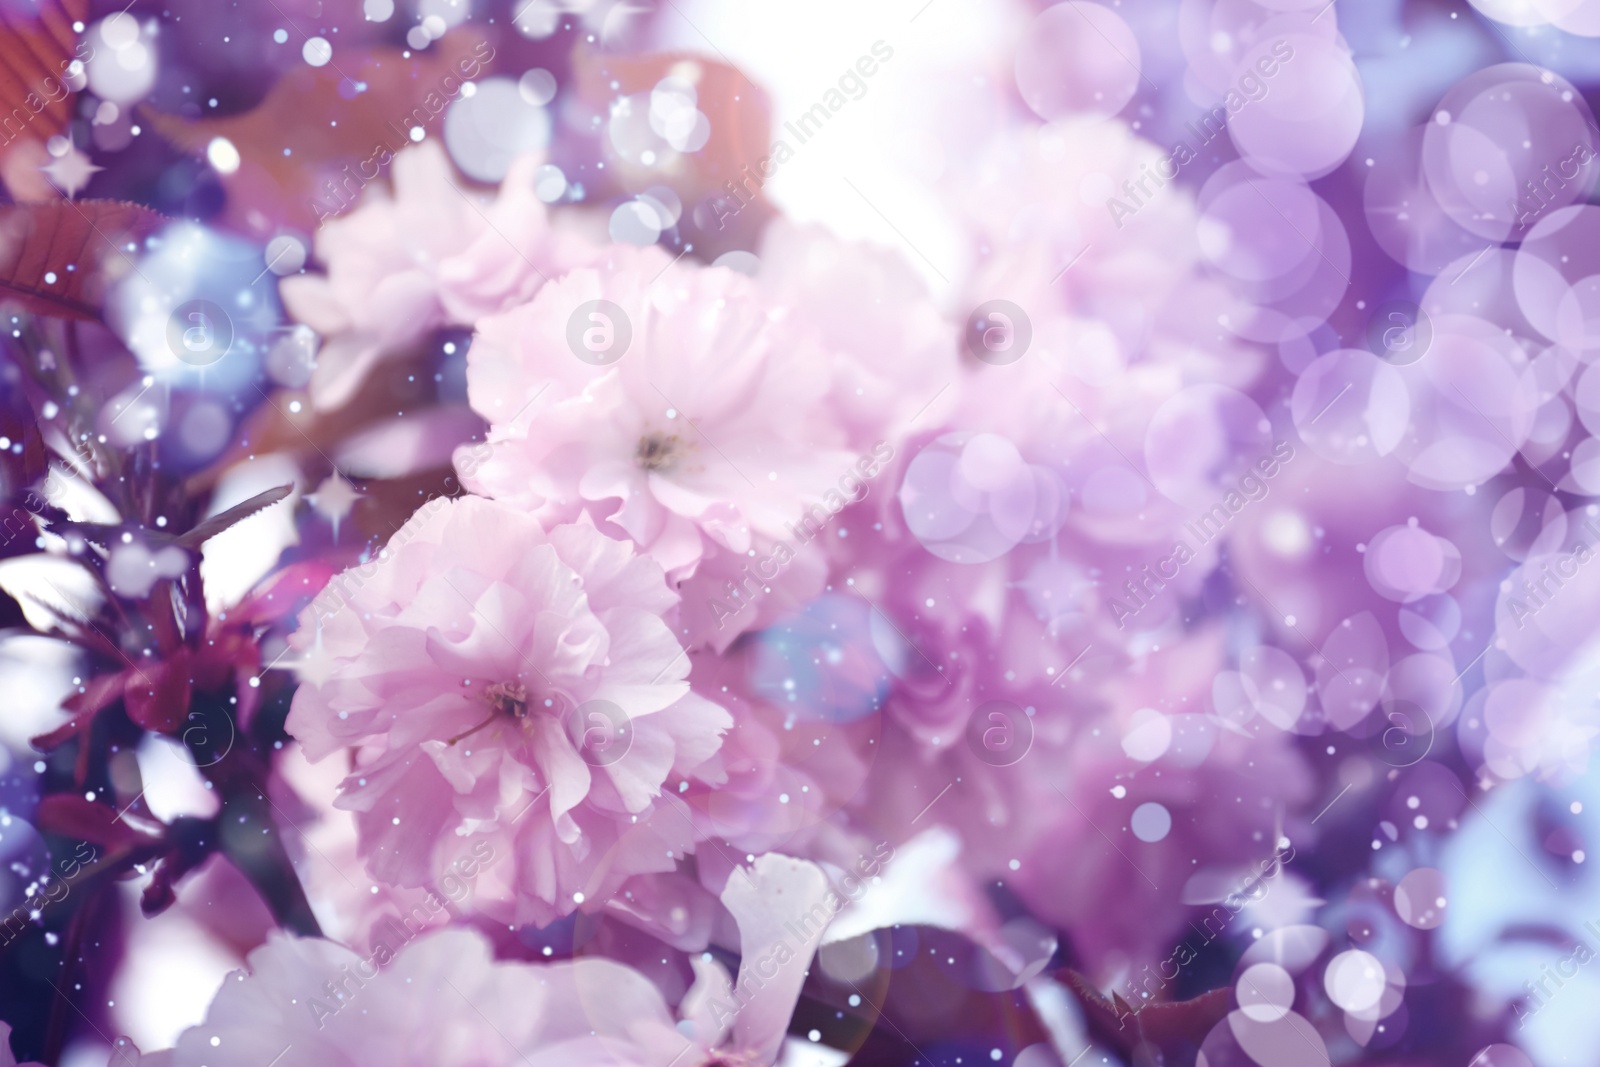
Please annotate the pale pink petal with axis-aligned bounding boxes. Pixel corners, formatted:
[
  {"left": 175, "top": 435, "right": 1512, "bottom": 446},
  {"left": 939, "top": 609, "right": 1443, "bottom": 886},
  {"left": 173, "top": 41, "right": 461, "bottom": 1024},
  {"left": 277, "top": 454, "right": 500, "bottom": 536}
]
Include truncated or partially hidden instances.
[{"left": 722, "top": 854, "right": 832, "bottom": 1064}]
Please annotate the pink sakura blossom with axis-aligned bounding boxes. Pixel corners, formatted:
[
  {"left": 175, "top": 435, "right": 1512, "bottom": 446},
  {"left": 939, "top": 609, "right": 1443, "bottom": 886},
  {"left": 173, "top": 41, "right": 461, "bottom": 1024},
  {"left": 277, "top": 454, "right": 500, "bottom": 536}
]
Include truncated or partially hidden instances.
[
  {"left": 153, "top": 855, "right": 836, "bottom": 1067},
  {"left": 755, "top": 219, "right": 960, "bottom": 446},
  {"left": 286, "top": 495, "right": 732, "bottom": 928},
  {"left": 457, "top": 248, "right": 861, "bottom": 650},
  {"left": 159, "top": 926, "right": 682, "bottom": 1067},
  {"left": 948, "top": 116, "right": 1207, "bottom": 332},
  {"left": 270, "top": 741, "right": 458, "bottom": 946},
  {"left": 943, "top": 117, "right": 1263, "bottom": 543},
  {"left": 846, "top": 610, "right": 1314, "bottom": 973},
  {"left": 280, "top": 142, "right": 586, "bottom": 412},
  {"left": 679, "top": 645, "right": 878, "bottom": 862}
]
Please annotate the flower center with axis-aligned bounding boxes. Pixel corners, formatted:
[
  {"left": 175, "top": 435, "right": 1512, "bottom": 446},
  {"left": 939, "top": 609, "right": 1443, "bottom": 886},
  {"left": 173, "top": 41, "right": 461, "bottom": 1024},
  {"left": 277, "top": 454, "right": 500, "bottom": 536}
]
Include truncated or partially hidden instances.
[
  {"left": 636, "top": 432, "right": 684, "bottom": 472},
  {"left": 484, "top": 680, "right": 530, "bottom": 719},
  {"left": 448, "top": 680, "right": 536, "bottom": 745}
]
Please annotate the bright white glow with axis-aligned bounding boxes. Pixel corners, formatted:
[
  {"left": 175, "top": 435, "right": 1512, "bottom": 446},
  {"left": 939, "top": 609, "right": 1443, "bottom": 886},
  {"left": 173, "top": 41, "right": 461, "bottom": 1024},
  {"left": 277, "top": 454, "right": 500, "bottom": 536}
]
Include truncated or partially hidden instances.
[
  {"left": 108, "top": 880, "right": 243, "bottom": 1052},
  {"left": 205, "top": 136, "right": 240, "bottom": 175},
  {"left": 0, "top": 635, "right": 84, "bottom": 753},
  {"left": 653, "top": 0, "right": 1032, "bottom": 298},
  {"left": 136, "top": 736, "right": 221, "bottom": 822},
  {"left": 200, "top": 455, "right": 302, "bottom": 614},
  {"left": 303, "top": 36, "right": 333, "bottom": 67}
]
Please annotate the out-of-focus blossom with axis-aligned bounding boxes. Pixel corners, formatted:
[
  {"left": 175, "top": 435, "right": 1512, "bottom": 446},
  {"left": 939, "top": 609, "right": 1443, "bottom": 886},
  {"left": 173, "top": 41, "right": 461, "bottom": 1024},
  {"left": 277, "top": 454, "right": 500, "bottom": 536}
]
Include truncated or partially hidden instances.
[
  {"left": 154, "top": 854, "right": 835, "bottom": 1067},
  {"left": 286, "top": 495, "right": 732, "bottom": 927},
  {"left": 280, "top": 143, "right": 584, "bottom": 411},
  {"left": 160, "top": 926, "right": 681, "bottom": 1067},
  {"left": 755, "top": 219, "right": 960, "bottom": 445},
  {"left": 681, "top": 642, "right": 879, "bottom": 861}
]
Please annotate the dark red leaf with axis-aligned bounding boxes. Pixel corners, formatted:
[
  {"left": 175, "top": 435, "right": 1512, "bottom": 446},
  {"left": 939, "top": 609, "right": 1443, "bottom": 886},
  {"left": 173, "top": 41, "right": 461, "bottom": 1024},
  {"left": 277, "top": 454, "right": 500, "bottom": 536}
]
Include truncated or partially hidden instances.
[
  {"left": 570, "top": 47, "right": 774, "bottom": 255},
  {"left": 141, "top": 28, "right": 494, "bottom": 234},
  {"left": 34, "top": 794, "right": 149, "bottom": 850},
  {"left": 0, "top": 0, "right": 89, "bottom": 148},
  {"left": 174, "top": 483, "right": 292, "bottom": 549},
  {"left": 138, "top": 846, "right": 207, "bottom": 918},
  {"left": 61, "top": 671, "right": 126, "bottom": 717},
  {"left": 29, "top": 717, "right": 81, "bottom": 751},
  {"left": 234, "top": 558, "right": 338, "bottom": 625},
  {"left": 123, "top": 654, "right": 193, "bottom": 733},
  {"left": 139, "top": 862, "right": 177, "bottom": 917},
  {"left": 1136, "top": 985, "right": 1231, "bottom": 1049},
  {"left": 1062, "top": 968, "right": 1232, "bottom": 1063},
  {"left": 33, "top": 670, "right": 126, "bottom": 750},
  {"left": 0, "top": 199, "right": 167, "bottom": 320}
]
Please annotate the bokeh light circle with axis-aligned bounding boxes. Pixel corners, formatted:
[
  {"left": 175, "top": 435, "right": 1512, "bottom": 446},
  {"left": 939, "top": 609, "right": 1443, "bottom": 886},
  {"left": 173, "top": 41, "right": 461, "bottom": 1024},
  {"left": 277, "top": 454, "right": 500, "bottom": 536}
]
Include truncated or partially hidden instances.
[
  {"left": 1015, "top": 2, "right": 1142, "bottom": 121},
  {"left": 1394, "top": 867, "right": 1448, "bottom": 929}
]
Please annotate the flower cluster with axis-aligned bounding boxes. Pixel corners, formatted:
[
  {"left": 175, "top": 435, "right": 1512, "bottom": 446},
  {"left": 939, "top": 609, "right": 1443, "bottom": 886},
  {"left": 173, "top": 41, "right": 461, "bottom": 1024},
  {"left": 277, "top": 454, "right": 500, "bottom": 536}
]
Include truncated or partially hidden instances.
[{"left": 1, "top": 2, "right": 1594, "bottom": 1066}]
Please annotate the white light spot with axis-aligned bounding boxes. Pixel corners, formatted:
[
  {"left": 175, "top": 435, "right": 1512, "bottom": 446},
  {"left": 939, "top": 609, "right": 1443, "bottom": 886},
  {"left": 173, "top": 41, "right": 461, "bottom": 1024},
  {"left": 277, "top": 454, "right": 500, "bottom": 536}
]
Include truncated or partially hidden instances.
[
  {"left": 303, "top": 37, "right": 333, "bottom": 67},
  {"left": 1131, "top": 802, "right": 1171, "bottom": 842},
  {"left": 206, "top": 136, "right": 240, "bottom": 175}
]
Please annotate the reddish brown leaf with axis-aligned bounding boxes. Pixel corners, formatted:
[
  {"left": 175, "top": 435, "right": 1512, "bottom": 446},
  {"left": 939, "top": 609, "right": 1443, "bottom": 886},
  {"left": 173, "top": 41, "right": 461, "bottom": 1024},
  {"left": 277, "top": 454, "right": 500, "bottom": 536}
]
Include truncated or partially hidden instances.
[
  {"left": 34, "top": 793, "right": 150, "bottom": 850},
  {"left": 32, "top": 669, "right": 125, "bottom": 749},
  {"left": 186, "top": 348, "right": 451, "bottom": 494},
  {"left": 0, "top": 0, "right": 90, "bottom": 148},
  {"left": 124, "top": 653, "right": 193, "bottom": 733},
  {"left": 570, "top": 46, "right": 774, "bottom": 252},
  {"left": 61, "top": 670, "right": 127, "bottom": 717},
  {"left": 141, "top": 28, "right": 495, "bottom": 235},
  {"left": 0, "top": 198, "right": 167, "bottom": 320},
  {"left": 234, "top": 558, "right": 338, "bottom": 625},
  {"left": 1138, "top": 986, "right": 1232, "bottom": 1049},
  {"left": 571, "top": 47, "right": 771, "bottom": 192},
  {"left": 175, "top": 483, "right": 292, "bottom": 549},
  {"left": 1062, "top": 968, "right": 1232, "bottom": 1063},
  {"left": 29, "top": 718, "right": 79, "bottom": 751}
]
